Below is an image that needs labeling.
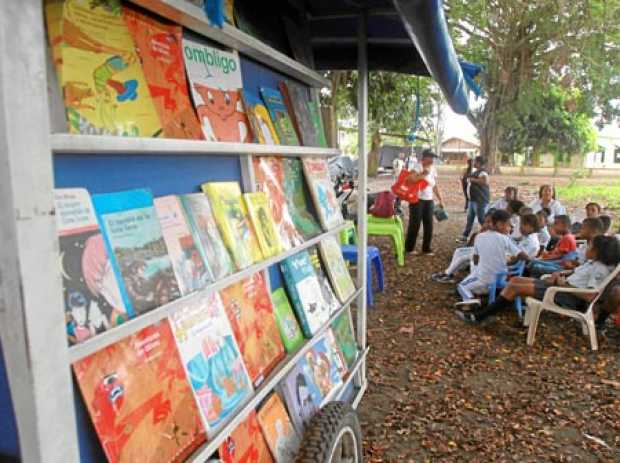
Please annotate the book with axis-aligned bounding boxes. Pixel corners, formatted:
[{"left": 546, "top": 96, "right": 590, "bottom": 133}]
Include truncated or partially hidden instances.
[
  {"left": 324, "top": 328, "right": 349, "bottom": 380},
  {"left": 253, "top": 157, "right": 303, "bottom": 249},
  {"left": 304, "top": 335, "right": 344, "bottom": 406},
  {"left": 220, "top": 273, "right": 285, "bottom": 386},
  {"left": 259, "top": 87, "right": 299, "bottom": 146},
  {"left": 182, "top": 36, "right": 252, "bottom": 142},
  {"left": 154, "top": 195, "right": 212, "bottom": 295},
  {"left": 180, "top": 193, "right": 235, "bottom": 281},
  {"left": 308, "top": 246, "right": 341, "bottom": 315},
  {"left": 309, "top": 88, "right": 328, "bottom": 147},
  {"left": 257, "top": 393, "right": 300, "bottom": 463},
  {"left": 302, "top": 158, "right": 343, "bottom": 230},
  {"left": 54, "top": 188, "right": 129, "bottom": 344},
  {"left": 279, "top": 80, "right": 318, "bottom": 147},
  {"left": 219, "top": 411, "right": 273, "bottom": 463},
  {"left": 168, "top": 291, "right": 253, "bottom": 437},
  {"left": 123, "top": 6, "right": 204, "bottom": 140},
  {"left": 72, "top": 321, "right": 205, "bottom": 463},
  {"left": 318, "top": 236, "right": 356, "bottom": 304},
  {"left": 44, "top": 0, "right": 162, "bottom": 137},
  {"left": 281, "top": 158, "right": 322, "bottom": 240},
  {"left": 243, "top": 192, "right": 284, "bottom": 258},
  {"left": 202, "top": 182, "right": 263, "bottom": 269},
  {"left": 330, "top": 308, "right": 358, "bottom": 370},
  {"left": 270, "top": 288, "right": 304, "bottom": 353},
  {"left": 241, "top": 90, "right": 280, "bottom": 144},
  {"left": 280, "top": 251, "right": 330, "bottom": 337},
  {"left": 92, "top": 189, "right": 181, "bottom": 317}
]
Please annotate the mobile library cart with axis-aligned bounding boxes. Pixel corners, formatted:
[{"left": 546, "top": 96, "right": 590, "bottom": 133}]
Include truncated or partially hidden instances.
[{"left": 0, "top": 1, "right": 468, "bottom": 462}]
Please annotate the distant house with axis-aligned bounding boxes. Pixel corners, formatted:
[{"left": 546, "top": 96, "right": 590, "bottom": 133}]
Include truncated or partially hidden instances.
[
  {"left": 585, "top": 124, "right": 620, "bottom": 169},
  {"left": 440, "top": 137, "right": 479, "bottom": 164}
]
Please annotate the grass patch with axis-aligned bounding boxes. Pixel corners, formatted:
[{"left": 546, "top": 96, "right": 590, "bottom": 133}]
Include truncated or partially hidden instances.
[{"left": 557, "top": 184, "right": 620, "bottom": 209}]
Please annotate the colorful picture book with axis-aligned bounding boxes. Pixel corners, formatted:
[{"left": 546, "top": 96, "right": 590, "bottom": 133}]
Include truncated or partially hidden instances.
[
  {"left": 280, "top": 251, "right": 331, "bottom": 337},
  {"left": 308, "top": 246, "right": 341, "bottom": 315},
  {"left": 180, "top": 193, "right": 235, "bottom": 281},
  {"left": 54, "top": 188, "right": 128, "bottom": 344},
  {"left": 92, "top": 189, "right": 181, "bottom": 317},
  {"left": 154, "top": 195, "right": 212, "bottom": 295},
  {"left": 73, "top": 321, "right": 205, "bottom": 463},
  {"left": 270, "top": 288, "right": 304, "bottom": 353},
  {"left": 281, "top": 158, "right": 322, "bottom": 240},
  {"left": 325, "top": 328, "right": 349, "bottom": 381},
  {"left": 44, "top": 0, "right": 161, "bottom": 137},
  {"left": 168, "top": 291, "right": 253, "bottom": 437},
  {"left": 220, "top": 273, "right": 285, "bottom": 386},
  {"left": 182, "top": 36, "right": 252, "bottom": 142},
  {"left": 257, "top": 393, "right": 300, "bottom": 463},
  {"left": 259, "top": 87, "right": 299, "bottom": 146},
  {"left": 318, "top": 236, "right": 356, "bottom": 303},
  {"left": 241, "top": 90, "right": 280, "bottom": 144},
  {"left": 302, "top": 158, "right": 343, "bottom": 230},
  {"left": 278, "top": 358, "right": 319, "bottom": 433},
  {"left": 202, "top": 182, "right": 263, "bottom": 269},
  {"left": 123, "top": 6, "right": 204, "bottom": 140},
  {"left": 219, "top": 411, "right": 274, "bottom": 463},
  {"left": 279, "top": 80, "right": 318, "bottom": 147},
  {"left": 243, "top": 192, "right": 284, "bottom": 258},
  {"left": 308, "top": 88, "right": 328, "bottom": 147},
  {"left": 331, "top": 308, "right": 358, "bottom": 370},
  {"left": 253, "top": 157, "right": 303, "bottom": 249}
]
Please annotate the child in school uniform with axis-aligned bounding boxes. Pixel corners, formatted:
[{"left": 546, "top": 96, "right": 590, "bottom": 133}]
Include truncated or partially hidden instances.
[
  {"left": 518, "top": 214, "right": 540, "bottom": 258},
  {"left": 538, "top": 215, "right": 576, "bottom": 260},
  {"left": 489, "top": 186, "right": 518, "bottom": 211},
  {"left": 536, "top": 210, "right": 551, "bottom": 256}
]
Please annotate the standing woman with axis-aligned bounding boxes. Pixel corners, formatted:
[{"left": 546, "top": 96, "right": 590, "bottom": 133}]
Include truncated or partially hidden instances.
[
  {"left": 405, "top": 149, "right": 445, "bottom": 255},
  {"left": 529, "top": 184, "right": 566, "bottom": 223},
  {"left": 460, "top": 156, "right": 490, "bottom": 242},
  {"left": 461, "top": 158, "right": 473, "bottom": 211}
]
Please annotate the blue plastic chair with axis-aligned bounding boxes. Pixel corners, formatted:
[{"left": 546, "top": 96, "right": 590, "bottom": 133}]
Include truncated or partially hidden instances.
[
  {"left": 341, "top": 244, "right": 384, "bottom": 307},
  {"left": 488, "top": 260, "right": 526, "bottom": 318}
]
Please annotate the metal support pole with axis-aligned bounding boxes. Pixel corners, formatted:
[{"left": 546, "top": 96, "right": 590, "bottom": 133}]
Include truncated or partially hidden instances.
[{"left": 0, "top": 1, "right": 79, "bottom": 461}]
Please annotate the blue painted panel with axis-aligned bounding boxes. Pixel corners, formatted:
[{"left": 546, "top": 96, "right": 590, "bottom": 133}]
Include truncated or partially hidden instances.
[{"left": 0, "top": 344, "right": 19, "bottom": 458}]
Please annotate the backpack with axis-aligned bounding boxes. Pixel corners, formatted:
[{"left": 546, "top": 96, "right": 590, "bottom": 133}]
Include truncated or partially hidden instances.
[{"left": 370, "top": 191, "right": 396, "bottom": 218}]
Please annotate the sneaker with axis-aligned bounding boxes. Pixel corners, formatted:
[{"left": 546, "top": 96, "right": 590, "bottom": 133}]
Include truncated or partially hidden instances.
[
  {"left": 454, "top": 309, "right": 479, "bottom": 323},
  {"left": 431, "top": 272, "right": 446, "bottom": 281},
  {"left": 455, "top": 237, "right": 468, "bottom": 244},
  {"left": 437, "top": 275, "right": 455, "bottom": 284},
  {"left": 455, "top": 299, "right": 481, "bottom": 308}
]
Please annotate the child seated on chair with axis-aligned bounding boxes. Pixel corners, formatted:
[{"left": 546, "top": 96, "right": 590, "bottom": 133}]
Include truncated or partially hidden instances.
[
  {"left": 537, "top": 215, "right": 576, "bottom": 260},
  {"left": 507, "top": 199, "right": 526, "bottom": 241},
  {"left": 456, "top": 235, "right": 620, "bottom": 323},
  {"left": 536, "top": 210, "right": 551, "bottom": 256},
  {"left": 517, "top": 214, "right": 540, "bottom": 258},
  {"left": 572, "top": 202, "right": 601, "bottom": 235},
  {"left": 489, "top": 186, "right": 518, "bottom": 211}
]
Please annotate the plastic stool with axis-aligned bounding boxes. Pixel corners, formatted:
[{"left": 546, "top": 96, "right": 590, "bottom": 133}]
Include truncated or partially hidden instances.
[
  {"left": 488, "top": 261, "right": 525, "bottom": 318},
  {"left": 339, "top": 221, "right": 358, "bottom": 245},
  {"left": 367, "top": 215, "right": 405, "bottom": 266},
  {"left": 341, "top": 244, "right": 384, "bottom": 307}
]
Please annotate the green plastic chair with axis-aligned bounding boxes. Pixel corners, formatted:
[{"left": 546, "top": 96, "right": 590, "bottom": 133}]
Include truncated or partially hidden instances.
[
  {"left": 367, "top": 215, "right": 405, "bottom": 266},
  {"left": 339, "top": 221, "right": 358, "bottom": 245}
]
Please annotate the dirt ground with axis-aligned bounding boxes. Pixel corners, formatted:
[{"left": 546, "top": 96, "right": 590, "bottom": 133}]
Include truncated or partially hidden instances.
[{"left": 357, "top": 173, "right": 620, "bottom": 462}]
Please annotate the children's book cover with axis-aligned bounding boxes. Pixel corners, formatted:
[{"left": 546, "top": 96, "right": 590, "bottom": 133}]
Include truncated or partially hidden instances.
[
  {"left": 279, "top": 80, "right": 318, "bottom": 147},
  {"left": 318, "top": 236, "right": 356, "bottom": 304},
  {"left": 180, "top": 193, "right": 235, "bottom": 281},
  {"left": 330, "top": 308, "right": 358, "bottom": 370},
  {"left": 270, "top": 288, "right": 304, "bottom": 353},
  {"left": 253, "top": 157, "right": 303, "bottom": 249},
  {"left": 302, "top": 158, "right": 343, "bottom": 231},
  {"left": 325, "top": 328, "right": 349, "bottom": 381},
  {"left": 257, "top": 393, "right": 300, "bottom": 463},
  {"left": 219, "top": 411, "right": 274, "bottom": 463},
  {"left": 278, "top": 359, "right": 319, "bottom": 434},
  {"left": 54, "top": 188, "right": 129, "bottom": 345},
  {"left": 243, "top": 192, "right": 284, "bottom": 258},
  {"left": 72, "top": 321, "right": 206, "bottom": 463},
  {"left": 308, "top": 246, "right": 340, "bottom": 315},
  {"left": 281, "top": 158, "right": 322, "bottom": 240},
  {"left": 44, "top": 0, "right": 162, "bottom": 137},
  {"left": 123, "top": 6, "right": 204, "bottom": 140},
  {"left": 280, "top": 251, "right": 330, "bottom": 337},
  {"left": 259, "top": 87, "right": 299, "bottom": 146},
  {"left": 168, "top": 291, "right": 253, "bottom": 437},
  {"left": 92, "top": 189, "right": 181, "bottom": 317},
  {"left": 220, "top": 273, "right": 285, "bottom": 386},
  {"left": 308, "top": 88, "right": 328, "bottom": 147},
  {"left": 154, "top": 195, "right": 212, "bottom": 295},
  {"left": 182, "top": 36, "right": 252, "bottom": 143},
  {"left": 202, "top": 182, "right": 263, "bottom": 269},
  {"left": 304, "top": 336, "right": 344, "bottom": 407},
  {"left": 241, "top": 90, "right": 280, "bottom": 145}
]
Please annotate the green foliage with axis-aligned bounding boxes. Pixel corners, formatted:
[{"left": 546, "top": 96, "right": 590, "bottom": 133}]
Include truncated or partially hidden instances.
[{"left": 558, "top": 184, "right": 620, "bottom": 209}]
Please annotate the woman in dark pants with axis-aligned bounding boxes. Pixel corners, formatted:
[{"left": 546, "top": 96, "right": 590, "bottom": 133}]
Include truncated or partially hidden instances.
[
  {"left": 405, "top": 149, "right": 444, "bottom": 255},
  {"left": 461, "top": 158, "right": 473, "bottom": 211}
]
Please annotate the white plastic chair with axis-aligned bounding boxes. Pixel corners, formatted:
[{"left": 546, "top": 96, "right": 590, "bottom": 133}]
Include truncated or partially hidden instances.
[{"left": 524, "top": 264, "right": 620, "bottom": 351}]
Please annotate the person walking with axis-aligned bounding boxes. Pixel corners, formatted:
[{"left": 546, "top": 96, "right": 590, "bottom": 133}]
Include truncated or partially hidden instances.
[
  {"left": 461, "top": 158, "right": 473, "bottom": 212},
  {"left": 459, "top": 156, "right": 490, "bottom": 243},
  {"left": 405, "top": 149, "right": 445, "bottom": 256}
]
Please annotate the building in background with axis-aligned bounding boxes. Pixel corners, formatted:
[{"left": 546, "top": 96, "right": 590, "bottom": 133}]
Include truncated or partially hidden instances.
[
  {"left": 440, "top": 136, "right": 479, "bottom": 164},
  {"left": 585, "top": 124, "right": 620, "bottom": 169}
]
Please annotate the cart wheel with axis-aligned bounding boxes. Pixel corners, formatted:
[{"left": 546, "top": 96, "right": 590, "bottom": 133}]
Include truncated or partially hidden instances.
[{"left": 296, "top": 401, "right": 363, "bottom": 463}]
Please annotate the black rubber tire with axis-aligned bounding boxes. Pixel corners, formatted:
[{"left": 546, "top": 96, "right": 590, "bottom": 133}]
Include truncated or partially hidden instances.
[{"left": 295, "top": 401, "right": 363, "bottom": 463}]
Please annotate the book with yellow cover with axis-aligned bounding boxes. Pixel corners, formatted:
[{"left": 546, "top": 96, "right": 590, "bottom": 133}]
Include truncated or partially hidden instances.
[
  {"left": 243, "top": 192, "right": 284, "bottom": 258},
  {"left": 257, "top": 393, "right": 300, "bottom": 462}
]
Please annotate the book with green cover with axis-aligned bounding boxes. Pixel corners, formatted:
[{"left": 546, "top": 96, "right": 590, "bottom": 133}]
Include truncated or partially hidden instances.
[
  {"left": 318, "top": 236, "right": 356, "bottom": 304},
  {"left": 271, "top": 287, "right": 304, "bottom": 353},
  {"left": 279, "top": 80, "right": 318, "bottom": 147},
  {"left": 259, "top": 86, "right": 299, "bottom": 146},
  {"left": 281, "top": 158, "right": 321, "bottom": 240},
  {"left": 243, "top": 192, "right": 284, "bottom": 258},
  {"left": 330, "top": 308, "right": 358, "bottom": 370},
  {"left": 308, "top": 100, "right": 328, "bottom": 148}
]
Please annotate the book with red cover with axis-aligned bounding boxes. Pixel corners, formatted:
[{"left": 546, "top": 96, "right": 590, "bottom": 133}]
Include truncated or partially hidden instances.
[
  {"left": 72, "top": 321, "right": 205, "bottom": 462},
  {"left": 219, "top": 411, "right": 274, "bottom": 463}
]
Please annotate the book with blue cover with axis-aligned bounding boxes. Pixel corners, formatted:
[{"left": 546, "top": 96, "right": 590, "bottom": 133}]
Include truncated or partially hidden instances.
[
  {"left": 92, "top": 188, "right": 181, "bottom": 317},
  {"left": 259, "top": 86, "right": 299, "bottom": 146},
  {"left": 241, "top": 90, "right": 280, "bottom": 145}
]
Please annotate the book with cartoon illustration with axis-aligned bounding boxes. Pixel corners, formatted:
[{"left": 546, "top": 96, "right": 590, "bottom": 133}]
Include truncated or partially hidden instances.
[
  {"left": 220, "top": 273, "right": 285, "bottom": 386},
  {"left": 168, "top": 291, "right": 253, "bottom": 437},
  {"left": 302, "top": 158, "right": 343, "bottom": 230},
  {"left": 325, "top": 328, "right": 349, "bottom": 380},
  {"left": 243, "top": 192, "right": 284, "bottom": 258},
  {"left": 72, "top": 321, "right": 206, "bottom": 463},
  {"left": 308, "top": 246, "right": 340, "bottom": 315},
  {"left": 270, "top": 288, "right": 304, "bottom": 353},
  {"left": 180, "top": 193, "right": 235, "bottom": 281},
  {"left": 44, "top": 0, "right": 161, "bottom": 137},
  {"left": 54, "top": 188, "right": 129, "bottom": 345},
  {"left": 182, "top": 35, "right": 252, "bottom": 142},
  {"left": 92, "top": 189, "right": 181, "bottom": 317},
  {"left": 331, "top": 308, "right": 358, "bottom": 370},
  {"left": 278, "top": 358, "right": 319, "bottom": 433},
  {"left": 305, "top": 335, "right": 344, "bottom": 406},
  {"left": 279, "top": 80, "right": 319, "bottom": 147},
  {"left": 259, "top": 87, "right": 299, "bottom": 146},
  {"left": 281, "top": 158, "right": 322, "bottom": 240},
  {"left": 123, "top": 6, "right": 204, "bottom": 140},
  {"left": 318, "top": 236, "right": 356, "bottom": 304},
  {"left": 253, "top": 156, "right": 304, "bottom": 249},
  {"left": 219, "top": 411, "right": 274, "bottom": 463},
  {"left": 241, "top": 90, "right": 280, "bottom": 144},
  {"left": 280, "top": 251, "right": 331, "bottom": 337},
  {"left": 257, "top": 393, "right": 300, "bottom": 463},
  {"left": 202, "top": 182, "right": 263, "bottom": 269}
]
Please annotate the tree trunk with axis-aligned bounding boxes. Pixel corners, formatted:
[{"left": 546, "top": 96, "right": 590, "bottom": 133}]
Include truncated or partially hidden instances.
[{"left": 368, "top": 130, "right": 382, "bottom": 177}]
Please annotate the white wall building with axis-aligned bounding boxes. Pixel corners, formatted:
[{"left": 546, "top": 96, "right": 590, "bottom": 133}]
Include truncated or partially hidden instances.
[{"left": 585, "top": 124, "right": 620, "bottom": 169}]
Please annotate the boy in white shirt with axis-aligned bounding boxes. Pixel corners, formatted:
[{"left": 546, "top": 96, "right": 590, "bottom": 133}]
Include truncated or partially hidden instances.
[
  {"left": 518, "top": 213, "right": 540, "bottom": 258},
  {"left": 536, "top": 210, "right": 551, "bottom": 255}
]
